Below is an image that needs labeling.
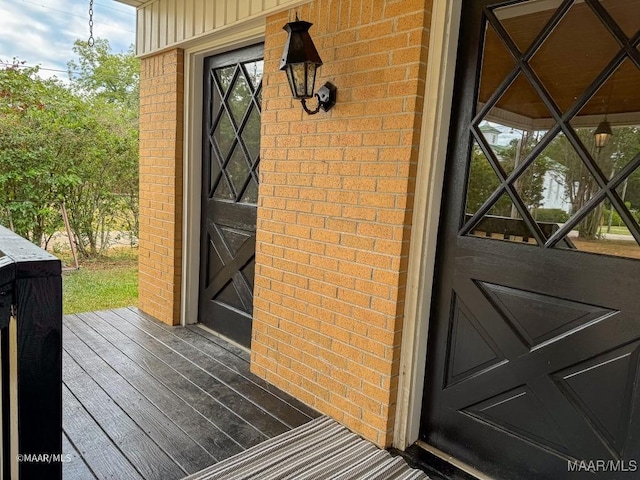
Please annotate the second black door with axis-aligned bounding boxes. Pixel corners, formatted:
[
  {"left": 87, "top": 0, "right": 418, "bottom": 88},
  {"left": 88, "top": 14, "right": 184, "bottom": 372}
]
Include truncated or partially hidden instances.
[{"left": 421, "top": 1, "right": 640, "bottom": 479}]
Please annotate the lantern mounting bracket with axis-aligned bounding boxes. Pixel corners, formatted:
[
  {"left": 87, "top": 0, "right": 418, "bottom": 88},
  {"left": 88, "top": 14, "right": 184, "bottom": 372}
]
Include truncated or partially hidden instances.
[{"left": 301, "top": 82, "right": 337, "bottom": 115}]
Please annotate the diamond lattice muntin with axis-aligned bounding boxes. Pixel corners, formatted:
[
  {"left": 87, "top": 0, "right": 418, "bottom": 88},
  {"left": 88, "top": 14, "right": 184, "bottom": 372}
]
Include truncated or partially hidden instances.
[
  {"left": 465, "top": 0, "right": 640, "bottom": 259},
  {"left": 208, "top": 60, "right": 263, "bottom": 205}
]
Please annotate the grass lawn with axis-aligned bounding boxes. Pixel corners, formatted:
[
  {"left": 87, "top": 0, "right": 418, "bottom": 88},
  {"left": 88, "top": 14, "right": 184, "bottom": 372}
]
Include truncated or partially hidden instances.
[
  {"left": 60, "top": 248, "right": 138, "bottom": 315},
  {"left": 598, "top": 225, "right": 632, "bottom": 236}
]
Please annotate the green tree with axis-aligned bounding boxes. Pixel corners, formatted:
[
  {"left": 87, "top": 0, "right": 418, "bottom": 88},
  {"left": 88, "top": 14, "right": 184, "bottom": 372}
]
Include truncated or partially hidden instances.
[
  {"left": 64, "top": 39, "right": 140, "bottom": 256},
  {"left": 545, "top": 130, "right": 605, "bottom": 239},
  {"left": 608, "top": 127, "right": 640, "bottom": 212},
  {"left": 0, "top": 39, "right": 139, "bottom": 258},
  {"left": 0, "top": 62, "right": 81, "bottom": 245},
  {"left": 68, "top": 39, "right": 139, "bottom": 109},
  {"left": 546, "top": 127, "right": 640, "bottom": 239},
  {"left": 60, "top": 98, "right": 138, "bottom": 256},
  {"left": 466, "top": 146, "right": 511, "bottom": 216},
  {"left": 499, "top": 131, "right": 550, "bottom": 213}
]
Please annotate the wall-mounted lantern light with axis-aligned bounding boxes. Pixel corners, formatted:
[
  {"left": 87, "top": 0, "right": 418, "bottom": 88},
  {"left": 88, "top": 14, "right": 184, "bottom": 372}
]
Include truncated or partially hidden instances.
[
  {"left": 594, "top": 119, "right": 613, "bottom": 149},
  {"left": 280, "top": 17, "right": 337, "bottom": 115}
]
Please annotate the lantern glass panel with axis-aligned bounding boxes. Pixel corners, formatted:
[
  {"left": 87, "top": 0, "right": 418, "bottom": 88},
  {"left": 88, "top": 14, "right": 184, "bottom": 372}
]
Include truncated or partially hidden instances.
[
  {"left": 291, "top": 63, "right": 308, "bottom": 98},
  {"left": 593, "top": 120, "right": 613, "bottom": 148},
  {"left": 284, "top": 66, "right": 297, "bottom": 98},
  {"left": 594, "top": 132, "right": 611, "bottom": 148},
  {"left": 306, "top": 63, "right": 317, "bottom": 97}
]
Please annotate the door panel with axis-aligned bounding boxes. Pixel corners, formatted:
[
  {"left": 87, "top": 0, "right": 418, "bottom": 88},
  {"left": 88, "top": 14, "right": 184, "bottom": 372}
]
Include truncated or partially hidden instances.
[
  {"left": 421, "top": 1, "right": 640, "bottom": 478},
  {"left": 199, "top": 44, "right": 263, "bottom": 348}
]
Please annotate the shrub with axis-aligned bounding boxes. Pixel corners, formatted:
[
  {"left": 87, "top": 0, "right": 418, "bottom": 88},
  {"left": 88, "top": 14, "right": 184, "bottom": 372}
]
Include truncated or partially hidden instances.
[{"left": 535, "top": 208, "right": 570, "bottom": 223}]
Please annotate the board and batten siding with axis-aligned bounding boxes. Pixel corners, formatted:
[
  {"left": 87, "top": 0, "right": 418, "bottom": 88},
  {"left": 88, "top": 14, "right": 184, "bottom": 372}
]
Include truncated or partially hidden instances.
[{"left": 127, "top": 0, "right": 305, "bottom": 56}]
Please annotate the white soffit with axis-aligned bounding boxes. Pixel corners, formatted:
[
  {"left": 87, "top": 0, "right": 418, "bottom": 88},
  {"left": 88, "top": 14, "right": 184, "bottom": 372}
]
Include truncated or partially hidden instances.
[
  {"left": 113, "top": 0, "right": 145, "bottom": 7},
  {"left": 115, "top": 0, "right": 305, "bottom": 57}
]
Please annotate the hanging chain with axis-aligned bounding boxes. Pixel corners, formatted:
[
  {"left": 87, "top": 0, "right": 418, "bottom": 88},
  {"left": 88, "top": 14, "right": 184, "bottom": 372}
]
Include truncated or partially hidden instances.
[{"left": 88, "top": 0, "right": 95, "bottom": 47}]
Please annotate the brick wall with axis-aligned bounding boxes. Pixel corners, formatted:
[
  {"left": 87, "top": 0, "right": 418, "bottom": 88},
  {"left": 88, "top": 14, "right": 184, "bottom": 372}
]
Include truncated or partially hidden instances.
[
  {"left": 251, "top": 0, "right": 430, "bottom": 446},
  {"left": 138, "top": 49, "right": 184, "bottom": 326}
]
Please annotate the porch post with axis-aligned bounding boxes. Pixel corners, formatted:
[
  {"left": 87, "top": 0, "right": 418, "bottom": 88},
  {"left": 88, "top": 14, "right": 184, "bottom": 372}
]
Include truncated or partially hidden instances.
[
  {"left": 0, "top": 226, "right": 62, "bottom": 479},
  {"left": 138, "top": 49, "right": 185, "bottom": 326},
  {"left": 15, "top": 274, "right": 63, "bottom": 479}
]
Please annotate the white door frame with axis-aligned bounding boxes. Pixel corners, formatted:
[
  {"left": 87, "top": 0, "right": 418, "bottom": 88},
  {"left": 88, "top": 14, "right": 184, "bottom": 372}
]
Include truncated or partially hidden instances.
[
  {"left": 393, "top": 0, "right": 464, "bottom": 449},
  {"left": 180, "top": 20, "right": 266, "bottom": 326}
]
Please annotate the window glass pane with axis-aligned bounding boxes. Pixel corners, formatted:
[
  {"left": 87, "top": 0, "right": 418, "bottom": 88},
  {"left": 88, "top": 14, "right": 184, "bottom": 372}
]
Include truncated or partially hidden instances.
[
  {"left": 213, "top": 112, "right": 235, "bottom": 159},
  {"left": 467, "top": 0, "right": 640, "bottom": 258},
  {"left": 242, "top": 106, "right": 261, "bottom": 163},
  {"left": 213, "top": 176, "right": 234, "bottom": 200},
  {"left": 601, "top": 0, "right": 640, "bottom": 39},
  {"left": 478, "top": 24, "right": 516, "bottom": 111},
  {"left": 494, "top": 0, "right": 562, "bottom": 53},
  {"left": 468, "top": 192, "right": 539, "bottom": 246},
  {"left": 466, "top": 141, "right": 502, "bottom": 216},
  {"left": 228, "top": 74, "right": 252, "bottom": 125},
  {"left": 225, "top": 146, "right": 250, "bottom": 200},
  {"left": 243, "top": 60, "right": 264, "bottom": 90},
  {"left": 555, "top": 196, "right": 640, "bottom": 259},
  {"left": 530, "top": 2, "right": 620, "bottom": 113},
  {"left": 570, "top": 60, "right": 640, "bottom": 176},
  {"left": 214, "top": 66, "right": 235, "bottom": 94}
]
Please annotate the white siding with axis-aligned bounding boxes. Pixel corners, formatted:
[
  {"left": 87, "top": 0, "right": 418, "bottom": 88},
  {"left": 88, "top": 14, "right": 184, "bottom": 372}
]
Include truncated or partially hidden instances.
[{"left": 129, "top": 0, "right": 304, "bottom": 56}]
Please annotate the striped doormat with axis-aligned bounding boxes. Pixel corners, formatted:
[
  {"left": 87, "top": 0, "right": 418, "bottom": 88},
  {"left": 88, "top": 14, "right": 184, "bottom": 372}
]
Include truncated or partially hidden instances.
[{"left": 183, "top": 416, "right": 429, "bottom": 480}]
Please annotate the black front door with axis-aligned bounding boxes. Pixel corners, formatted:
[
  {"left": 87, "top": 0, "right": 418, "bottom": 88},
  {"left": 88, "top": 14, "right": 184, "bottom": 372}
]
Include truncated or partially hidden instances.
[
  {"left": 199, "top": 44, "right": 263, "bottom": 348},
  {"left": 421, "top": 1, "right": 640, "bottom": 479}
]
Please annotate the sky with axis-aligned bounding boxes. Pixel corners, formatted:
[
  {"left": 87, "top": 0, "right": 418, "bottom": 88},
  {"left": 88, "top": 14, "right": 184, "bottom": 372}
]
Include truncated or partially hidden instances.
[{"left": 0, "top": 0, "right": 136, "bottom": 80}]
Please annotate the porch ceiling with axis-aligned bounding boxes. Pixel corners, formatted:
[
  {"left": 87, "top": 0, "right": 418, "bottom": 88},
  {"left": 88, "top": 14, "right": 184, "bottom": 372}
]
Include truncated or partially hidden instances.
[{"left": 480, "top": 0, "right": 639, "bottom": 129}]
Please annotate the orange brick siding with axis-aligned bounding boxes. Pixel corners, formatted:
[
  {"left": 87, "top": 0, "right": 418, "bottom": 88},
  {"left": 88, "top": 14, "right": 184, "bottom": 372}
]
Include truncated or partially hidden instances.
[
  {"left": 251, "top": 0, "right": 431, "bottom": 446},
  {"left": 138, "top": 49, "right": 184, "bottom": 326}
]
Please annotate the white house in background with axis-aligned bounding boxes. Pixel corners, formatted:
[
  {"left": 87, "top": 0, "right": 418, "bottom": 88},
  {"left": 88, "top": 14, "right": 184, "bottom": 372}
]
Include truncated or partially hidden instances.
[
  {"left": 540, "top": 166, "right": 571, "bottom": 212},
  {"left": 479, "top": 123, "right": 501, "bottom": 146}
]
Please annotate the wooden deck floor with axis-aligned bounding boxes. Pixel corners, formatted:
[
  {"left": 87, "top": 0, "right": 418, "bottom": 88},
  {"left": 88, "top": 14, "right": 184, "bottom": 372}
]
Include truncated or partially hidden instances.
[{"left": 62, "top": 307, "right": 318, "bottom": 480}]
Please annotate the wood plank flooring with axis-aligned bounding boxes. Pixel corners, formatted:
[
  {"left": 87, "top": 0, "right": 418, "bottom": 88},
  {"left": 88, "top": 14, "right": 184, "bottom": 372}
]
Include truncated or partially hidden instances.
[{"left": 62, "top": 307, "right": 318, "bottom": 480}]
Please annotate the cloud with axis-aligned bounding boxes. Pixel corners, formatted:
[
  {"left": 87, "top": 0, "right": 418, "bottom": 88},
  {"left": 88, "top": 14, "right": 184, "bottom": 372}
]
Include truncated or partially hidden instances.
[{"left": 0, "top": 0, "right": 136, "bottom": 80}]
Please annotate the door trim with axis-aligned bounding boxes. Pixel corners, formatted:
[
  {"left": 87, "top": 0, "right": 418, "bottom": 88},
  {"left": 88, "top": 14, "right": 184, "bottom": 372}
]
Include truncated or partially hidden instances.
[
  {"left": 181, "top": 21, "right": 265, "bottom": 326},
  {"left": 393, "top": 0, "right": 464, "bottom": 449}
]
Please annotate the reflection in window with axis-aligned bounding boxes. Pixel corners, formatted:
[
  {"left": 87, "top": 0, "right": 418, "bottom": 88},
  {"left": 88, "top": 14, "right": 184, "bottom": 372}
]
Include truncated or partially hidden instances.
[{"left": 466, "top": 0, "right": 640, "bottom": 259}]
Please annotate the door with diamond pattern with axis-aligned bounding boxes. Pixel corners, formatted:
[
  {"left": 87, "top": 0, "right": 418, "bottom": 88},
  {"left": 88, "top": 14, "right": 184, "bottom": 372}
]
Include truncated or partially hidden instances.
[
  {"left": 421, "top": 1, "right": 640, "bottom": 478},
  {"left": 199, "top": 45, "right": 263, "bottom": 348}
]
